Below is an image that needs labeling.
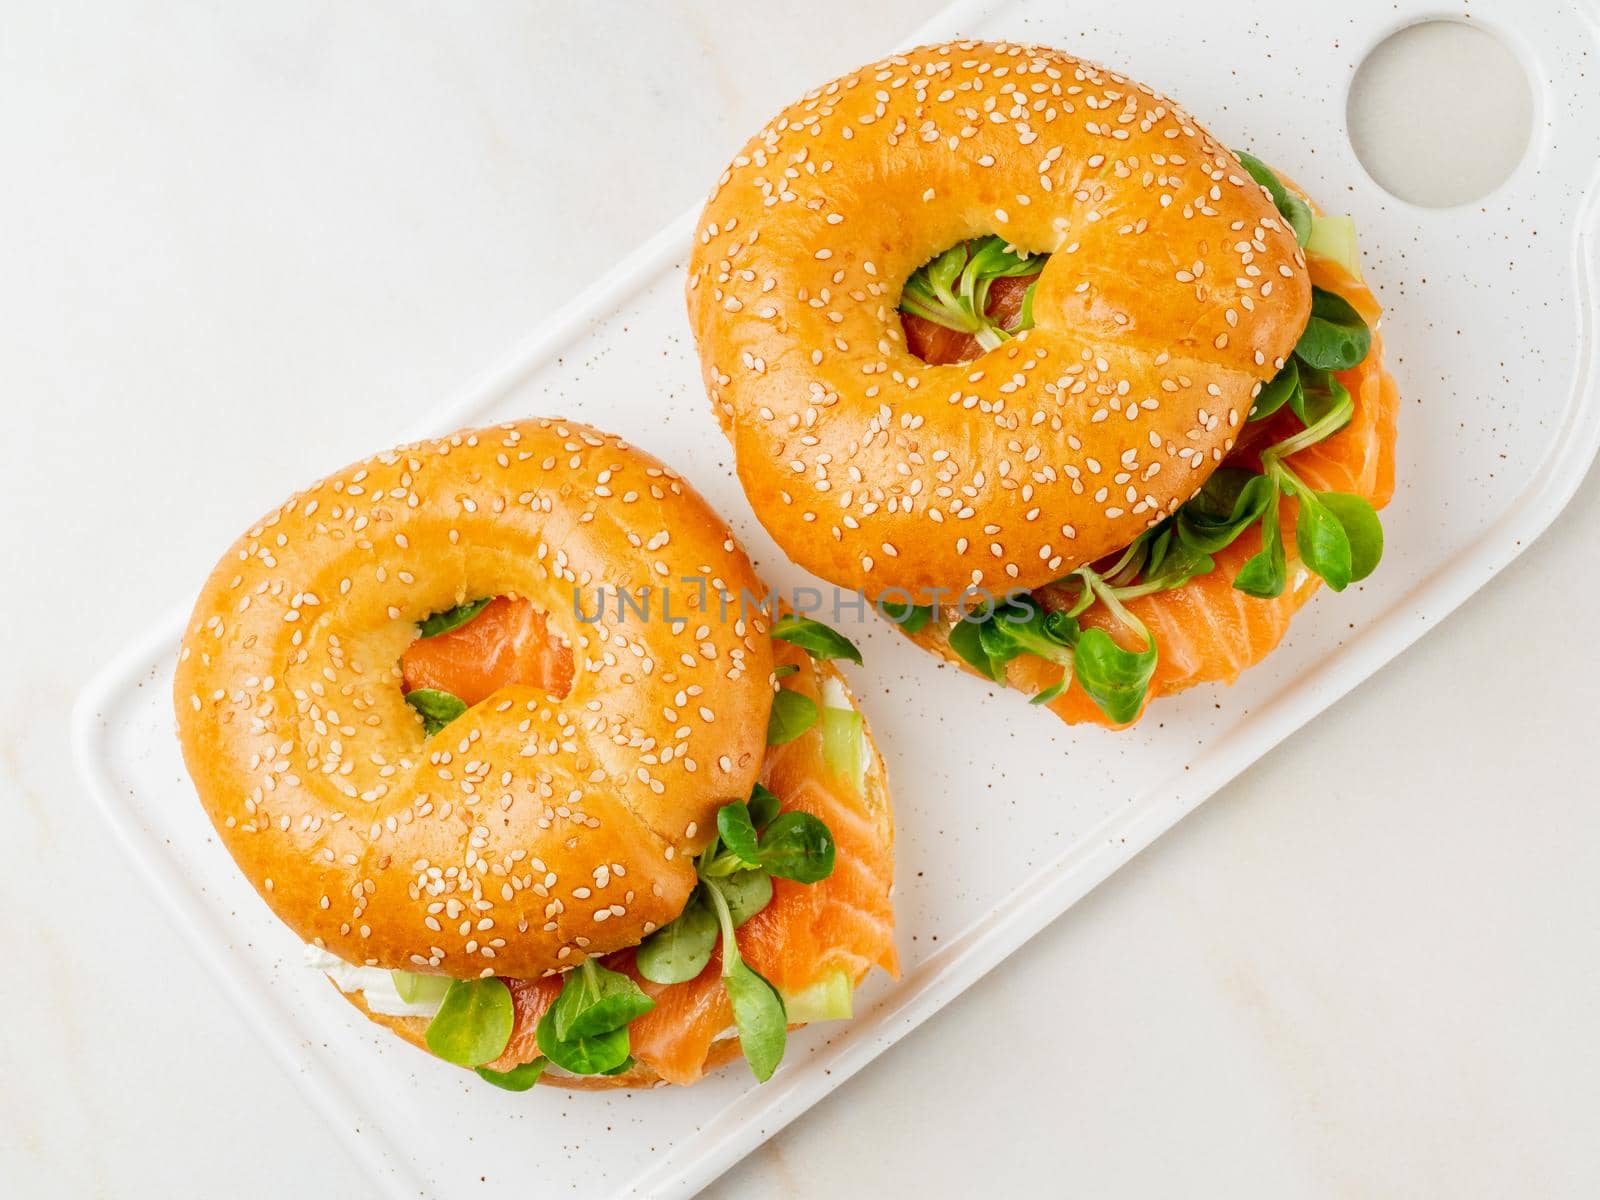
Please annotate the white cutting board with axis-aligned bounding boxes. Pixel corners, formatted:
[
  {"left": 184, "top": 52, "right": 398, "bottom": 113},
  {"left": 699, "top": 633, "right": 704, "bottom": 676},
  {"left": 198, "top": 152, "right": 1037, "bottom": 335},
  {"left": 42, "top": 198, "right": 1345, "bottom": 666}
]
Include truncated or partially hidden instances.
[{"left": 72, "top": 0, "right": 1600, "bottom": 1196}]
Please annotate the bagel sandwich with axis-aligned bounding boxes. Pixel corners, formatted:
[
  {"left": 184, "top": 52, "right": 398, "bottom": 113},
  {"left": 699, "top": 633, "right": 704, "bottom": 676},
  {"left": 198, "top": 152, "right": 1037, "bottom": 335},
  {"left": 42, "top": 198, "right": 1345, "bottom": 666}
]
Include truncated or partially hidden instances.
[
  {"left": 687, "top": 41, "right": 1398, "bottom": 728},
  {"left": 174, "top": 419, "right": 896, "bottom": 1089}
]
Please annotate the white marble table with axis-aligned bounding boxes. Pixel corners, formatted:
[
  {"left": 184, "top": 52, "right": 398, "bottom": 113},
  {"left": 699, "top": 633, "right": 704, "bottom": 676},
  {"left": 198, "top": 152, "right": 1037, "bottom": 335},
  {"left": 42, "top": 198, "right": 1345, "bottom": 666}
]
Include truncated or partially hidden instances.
[{"left": 4, "top": 4, "right": 1595, "bottom": 1196}]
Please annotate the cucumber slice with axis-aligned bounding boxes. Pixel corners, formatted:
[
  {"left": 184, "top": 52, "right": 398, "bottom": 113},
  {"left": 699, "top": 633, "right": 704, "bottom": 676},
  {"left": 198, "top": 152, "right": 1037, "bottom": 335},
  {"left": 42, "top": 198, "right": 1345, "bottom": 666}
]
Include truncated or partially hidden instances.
[
  {"left": 821, "top": 706, "right": 866, "bottom": 788},
  {"left": 1306, "top": 215, "right": 1361, "bottom": 279},
  {"left": 391, "top": 970, "right": 452, "bottom": 1008},
  {"left": 781, "top": 969, "right": 854, "bottom": 1023}
]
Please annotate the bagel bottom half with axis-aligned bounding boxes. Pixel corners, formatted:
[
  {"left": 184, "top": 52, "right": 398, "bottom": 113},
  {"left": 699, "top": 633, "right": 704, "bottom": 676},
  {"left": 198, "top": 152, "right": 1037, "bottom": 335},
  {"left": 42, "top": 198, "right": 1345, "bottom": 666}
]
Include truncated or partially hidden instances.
[
  {"left": 344, "top": 991, "right": 752, "bottom": 1091},
  {"left": 320, "top": 648, "right": 896, "bottom": 1089}
]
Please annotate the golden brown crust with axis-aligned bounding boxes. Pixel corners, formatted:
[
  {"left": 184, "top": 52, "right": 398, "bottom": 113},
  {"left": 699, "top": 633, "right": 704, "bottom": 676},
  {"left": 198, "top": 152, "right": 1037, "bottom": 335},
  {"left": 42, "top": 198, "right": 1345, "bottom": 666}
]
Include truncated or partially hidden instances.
[
  {"left": 174, "top": 419, "right": 775, "bottom": 980},
  {"left": 687, "top": 41, "right": 1310, "bottom": 602}
]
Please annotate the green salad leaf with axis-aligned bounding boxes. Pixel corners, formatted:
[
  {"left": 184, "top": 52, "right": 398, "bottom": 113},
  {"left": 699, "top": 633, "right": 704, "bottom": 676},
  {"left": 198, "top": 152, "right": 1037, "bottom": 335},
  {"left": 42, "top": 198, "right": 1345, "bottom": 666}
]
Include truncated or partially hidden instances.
[
  {"left": 704, "top": 874, "right": 789, "bottom": 1083},
  {"left": 714, "top": 800, "right": 765, "bottom": 867},
  {"left": 719, "top": 869, "right": 776, "bottom": 925},
  {"left": 1029, "top": 678, "right": 1069, "bottom": 706},
  {"left": 424, "top": 978, "right": 514, "bottom": 1068},
  {"left": 747, "top": 782, "right": 782, "bottom": 831},
  {"left": 1234, "top": 149, "right": 1313, "bottom": 246},
  {"left": 753, "top": 812, "right": 836, "bottom": 884},
  {"left": 1289, "top": 485, "right": 1354, "bottom": 592},
  {"left": 880, "top": 600, "right": 934, "bottom": 633},
  {"left": 549, "top": 958, "right": 654, "bottom": 1042},
  {"left": 977, "top": 601, "right": 1077, "bottom": 673},
  {"left": 766, "top": 688, "right": 819, "bottom": 745},
  {"left": 534, "top": 959, "right": 654, "bottom": 1077},
  {"left": 636, "top": 889, "right": 719, "bottom": 984},
  {"left": 1289, "top": 364, "right": 1352, "bottom": 431},
  {"left": 1112, "top": 534, "right": 1214, "bottom": 598},
  {"left": 948, "top": 616, "right": 1005, "bottom": 681},
  {"left": 1175, "top": 469, "right": 1275, "bottom": 555},
  {"left": 1249, "top": 358, "right": 1301, "bottom": 422},
  {"left": 1070, "top": 626, "right": 1157, "bottom": 726},
  {"left": 536, "top": 1008, "right": 631, "bottom": 1076},
  {"left": 1233, "top": 486, "right": 1289, "bottom": 599},
  {"left": 722, "top": 957, "right": 788, "bottom": 1084},
  {"left": 1318, "top": 492, "right": 1384, "bottom": 583},
  {"left": 418, "top": 596, "right": 492, "bottom": 638},
  {"left": 1295, "top": 287, "right": 1372, "bottom": 371},
  {"left": 771, "top": 614, "right": 862, "bottom": 665},
  {"left": 715, "top": 802, "right": 835, "bottom": 884},
  {"left": 405, "top": 687, "right": 467, "bottom": 737},
  {"left": 475, "top": 1058, "right": 546, "bottom": 1091}
]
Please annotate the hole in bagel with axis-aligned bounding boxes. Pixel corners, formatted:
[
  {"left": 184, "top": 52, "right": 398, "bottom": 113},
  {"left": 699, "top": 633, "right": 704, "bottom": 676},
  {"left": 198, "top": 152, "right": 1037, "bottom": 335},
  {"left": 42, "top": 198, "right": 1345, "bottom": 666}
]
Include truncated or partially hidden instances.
[
  {"left": 400, "top": 595, "right": 574, "bottom": 713},
  {"left": 898, "top": 235, "right": 1049, "bottom": 365}
]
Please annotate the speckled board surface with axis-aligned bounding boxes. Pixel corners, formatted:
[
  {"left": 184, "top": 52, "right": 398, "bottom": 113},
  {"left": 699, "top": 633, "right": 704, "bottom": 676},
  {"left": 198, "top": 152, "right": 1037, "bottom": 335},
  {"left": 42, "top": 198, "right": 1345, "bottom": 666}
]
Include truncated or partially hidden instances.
[{"left": 72, "top": 0, "right": 1600, "bottom": 1196}]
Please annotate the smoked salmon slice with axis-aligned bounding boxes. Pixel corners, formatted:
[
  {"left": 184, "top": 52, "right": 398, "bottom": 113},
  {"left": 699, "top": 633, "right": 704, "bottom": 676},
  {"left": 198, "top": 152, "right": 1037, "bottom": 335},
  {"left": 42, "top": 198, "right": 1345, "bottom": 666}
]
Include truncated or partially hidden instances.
[
  {"left": 400, "top": 596, "right": 574, "bottom": 704},
  {"left": 473, "top": 641, "right": 895, "bottom": 1085}
]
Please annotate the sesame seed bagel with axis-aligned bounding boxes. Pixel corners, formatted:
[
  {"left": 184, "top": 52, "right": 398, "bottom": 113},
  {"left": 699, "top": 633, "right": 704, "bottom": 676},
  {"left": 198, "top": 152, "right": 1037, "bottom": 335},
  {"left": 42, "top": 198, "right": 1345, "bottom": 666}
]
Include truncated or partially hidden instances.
[
  {"left": 328, "top": 652, "right": 895, "bottom": 1089},
  {"left": 687, "top": 41, "right": 1311, "bottom": 601},
  {"left": 336, "top": 649, "right": 896, "bottom": 1088},
  {"left": 174, "top": 419, "right": 774, "bottom": 981}
]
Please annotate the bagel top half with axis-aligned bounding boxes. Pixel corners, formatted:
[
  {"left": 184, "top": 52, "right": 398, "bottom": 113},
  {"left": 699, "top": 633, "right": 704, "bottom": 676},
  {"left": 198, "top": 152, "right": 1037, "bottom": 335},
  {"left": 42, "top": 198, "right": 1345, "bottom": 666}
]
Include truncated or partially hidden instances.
[
  {"left": 687, "top": 40, "right": 1311, "bottom": 602},
  {"left": 174, "top": 419, "right": 775, "bottom": 981}
]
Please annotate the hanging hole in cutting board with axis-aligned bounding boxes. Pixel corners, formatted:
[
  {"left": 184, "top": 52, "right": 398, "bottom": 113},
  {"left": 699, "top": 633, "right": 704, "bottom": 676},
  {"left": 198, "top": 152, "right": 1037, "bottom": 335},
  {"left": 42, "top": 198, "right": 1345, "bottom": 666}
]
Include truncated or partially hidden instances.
[{"left": 1346, "top": 19, "right": 1532, "bottom": 207}]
